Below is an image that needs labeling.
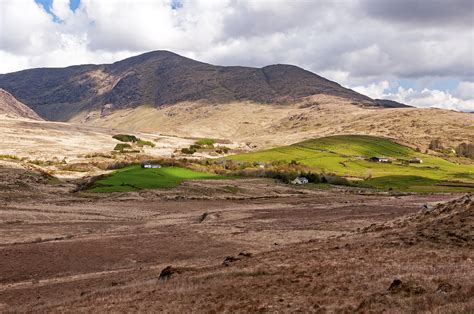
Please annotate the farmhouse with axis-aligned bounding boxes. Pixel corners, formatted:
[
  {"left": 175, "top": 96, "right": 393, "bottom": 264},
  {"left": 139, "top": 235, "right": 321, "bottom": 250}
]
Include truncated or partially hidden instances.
[
  {"left": 141, "top": 162, "right": 161, "bottom": 169},
  {"left": 369, "top": 156, "right": 390, "bottom": 163},
  {"left": 410, "top": 157, "right": 423, "bottom": 164},
  {"left": 291, "top": 177, "right": 309, "bottom": 185}
]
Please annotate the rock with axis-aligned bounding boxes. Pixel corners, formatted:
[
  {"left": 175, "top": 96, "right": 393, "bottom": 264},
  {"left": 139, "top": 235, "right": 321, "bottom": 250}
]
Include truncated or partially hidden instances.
[
  {"left": 436, "top": 282, "right": 454, "bottom": 294},
  {"left": 388, "top": 279, "right": 402, "bottom": 292},
  {"left": 388, "top": 279, "right": 425, "bottom": 295},
  {"left": 238, "top": 251, "right": 252, "bottom": 257},
  {"left": 222, "top": 256, "right": 240, "bottom": 266},
  {"left": 159, "top": 266, "right": 175, "bottom": 281}
]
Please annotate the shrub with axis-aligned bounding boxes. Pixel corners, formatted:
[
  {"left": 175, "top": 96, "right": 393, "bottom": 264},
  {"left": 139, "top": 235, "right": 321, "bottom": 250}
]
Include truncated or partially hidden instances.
[
  {"left": 181, "top": 147, "right": 196, "bottom": 155},
  {"left": 113, "top": 134, "right": 139, "bottom": 143},
  {"left": 322, "top": 173, "right": 351, "bottom": 186},
  {"left": 428, "top": 138, "right": 443, "bottom": 151},
  {"left": 216, "top": 147, "right": 230, "bottom": 154},
  {"left": 114, "top": 143, "right": 132, "bottom": 152},
  {"left": 196, "top": 138, "right": 216, "bottom": 146},
  {"left": 190, "top": 144, "right": 202, "bottom": 150},
  {"left": 0, "top": 154, "right": 20, "bottom": 160},
  {"left": 456, "top": 142, "right": 474, "bottom": 158},
  {"left": 137, "top": 139, "right": 156, "bottom": 147}
]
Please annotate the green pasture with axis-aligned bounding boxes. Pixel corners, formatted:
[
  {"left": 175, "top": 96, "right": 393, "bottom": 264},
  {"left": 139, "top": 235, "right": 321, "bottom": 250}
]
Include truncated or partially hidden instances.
[
  {"left": 227, "top": 135, "right": 474, "bottom": 192},
  {"left": 87, "top": 165, "right": 223, "bottom": 193}
]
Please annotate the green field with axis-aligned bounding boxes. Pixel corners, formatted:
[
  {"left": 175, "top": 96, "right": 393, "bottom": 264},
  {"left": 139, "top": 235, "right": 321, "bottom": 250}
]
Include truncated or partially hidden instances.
[
  {"left": 88, "top": 165, "right": 222, "bottom": 193},
  {"left": 227, "top": 135, "right": 474, "bottom": 192}
]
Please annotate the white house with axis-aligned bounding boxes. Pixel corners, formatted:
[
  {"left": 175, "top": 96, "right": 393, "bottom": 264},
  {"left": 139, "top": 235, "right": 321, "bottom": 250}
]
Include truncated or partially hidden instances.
[
  {"left": 291, "top": 177, "right": 309, "bottom": 185},
  {"left": 142, "top": 162, "right": 161, "bottom": 169}
]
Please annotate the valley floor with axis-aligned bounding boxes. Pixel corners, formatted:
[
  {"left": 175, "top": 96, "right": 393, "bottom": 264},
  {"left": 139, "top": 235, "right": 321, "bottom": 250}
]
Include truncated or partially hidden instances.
[{"left": 0, "top": 168, "right": 472, "bottom": 312}]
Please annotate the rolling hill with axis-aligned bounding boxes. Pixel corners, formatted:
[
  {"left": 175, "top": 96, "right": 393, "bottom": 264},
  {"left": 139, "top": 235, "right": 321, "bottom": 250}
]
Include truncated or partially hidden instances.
[{"left": 226, "top": 135, "right": 474, "bottom": 192}]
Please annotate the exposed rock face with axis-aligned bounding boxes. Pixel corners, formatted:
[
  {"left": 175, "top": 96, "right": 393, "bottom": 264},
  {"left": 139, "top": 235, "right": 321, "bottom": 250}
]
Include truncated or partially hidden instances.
[
  {"left": 0, "top": 50, "right": 377, "bottom": 121},
  {"left": 0, "top": 89, "right": 42, "bottom": 120}
]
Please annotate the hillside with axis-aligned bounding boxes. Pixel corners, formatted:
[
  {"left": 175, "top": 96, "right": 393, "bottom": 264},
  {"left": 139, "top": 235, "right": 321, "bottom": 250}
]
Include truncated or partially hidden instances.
[
  {"left": 0, "top": 51, "right": 375, "bottom": 121},
  {"left": 0, "top": 51, "right": 471, "bottom": 153},
  {"left": 374, "top": 99, "right": 411, "bottom": 108},
  {"left": 72, "top": 95, "right": 474, "bottom": 152},
  {"left": 227, "top": 135, "right": 474, "bottom": 192},
  {"left": 0, "top": 89, "right": 42, "bottom": 120}
]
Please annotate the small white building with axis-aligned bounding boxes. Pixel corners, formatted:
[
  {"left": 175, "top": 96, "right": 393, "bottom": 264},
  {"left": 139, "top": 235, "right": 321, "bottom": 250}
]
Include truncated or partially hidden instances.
[
  {"left": 142, "top": 162, "right": 161, "bottom": 169},
  {"left": 410, "top": 157, "right": 423, "bottom": 164},
  {"left": 291, "top": 177, "right": 309, "bottom": 185},
  {"left": 370, "top": 156, "right": 390, "bottom": 163}
]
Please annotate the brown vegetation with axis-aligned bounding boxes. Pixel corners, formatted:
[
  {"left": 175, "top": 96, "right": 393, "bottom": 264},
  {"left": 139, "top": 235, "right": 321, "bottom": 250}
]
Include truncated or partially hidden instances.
[{"left": 0, "top": 163, "right": 472, "bottom": 312}]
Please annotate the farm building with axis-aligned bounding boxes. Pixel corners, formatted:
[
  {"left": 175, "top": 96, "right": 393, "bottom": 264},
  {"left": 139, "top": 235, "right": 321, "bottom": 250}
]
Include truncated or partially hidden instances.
[
  {"left": 291, "top": 177, "right": 309, "bottom": 185},
  {"left": 410, "top": 157, "right": 423, "bottom": 164},
  {"left": 141, "top": 162, "right": 161, "bottom": 169},
  {"left": 369, "top": 157, "right": 390, "bottom": 163}
]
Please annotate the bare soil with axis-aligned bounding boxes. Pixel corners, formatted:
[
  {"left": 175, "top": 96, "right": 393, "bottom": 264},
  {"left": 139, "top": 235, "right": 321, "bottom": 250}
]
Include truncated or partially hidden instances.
[{"left": 0, "top": 165, "right": 472, "bottom": 312}]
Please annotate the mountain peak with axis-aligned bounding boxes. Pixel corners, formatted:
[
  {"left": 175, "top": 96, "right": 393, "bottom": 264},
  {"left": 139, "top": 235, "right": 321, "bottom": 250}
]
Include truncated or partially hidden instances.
[{"left": 0, "top": 50, "right": 375, "bottom": 121}]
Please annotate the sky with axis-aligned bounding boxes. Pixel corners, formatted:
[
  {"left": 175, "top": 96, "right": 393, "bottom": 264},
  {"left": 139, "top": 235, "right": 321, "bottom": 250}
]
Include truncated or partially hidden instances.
[{"left": 0, "top": 0, "right": 473, "bottom": 111}]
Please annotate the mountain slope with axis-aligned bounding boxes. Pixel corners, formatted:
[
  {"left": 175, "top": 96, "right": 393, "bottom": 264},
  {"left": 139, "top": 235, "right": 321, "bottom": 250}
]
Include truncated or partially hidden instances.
[
  {"left": 0, "top": 51, "right": 375, "bottom": 121},
  {"left": 0, "top": 89, "right": 42, "bottom": 120},
  {"left": 374, "top": 99, "right": 412, "bottom": 108}
]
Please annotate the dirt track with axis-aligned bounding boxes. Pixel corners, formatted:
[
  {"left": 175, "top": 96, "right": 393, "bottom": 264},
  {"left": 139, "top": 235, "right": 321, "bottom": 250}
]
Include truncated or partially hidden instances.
[{"left": 2, "top": 168, "right": 471, "bottom": 312}]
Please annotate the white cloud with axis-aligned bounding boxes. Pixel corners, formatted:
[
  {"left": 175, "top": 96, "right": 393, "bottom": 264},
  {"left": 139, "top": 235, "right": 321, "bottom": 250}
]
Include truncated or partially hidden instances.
[
  {"left": 454, "top": 81, "right": 474, "bottom": 100},
  {"left": 353, "top": 81, "right": 391, "bottom": 99},
  {"left": 388, "top": 87, "right": 474, "bottom": 112},
  {"left": 353, "top": 80, "right": 474, "bottom": 112},
  {"left": 0, "top": 0, "right": 473, "bottom": 111}
]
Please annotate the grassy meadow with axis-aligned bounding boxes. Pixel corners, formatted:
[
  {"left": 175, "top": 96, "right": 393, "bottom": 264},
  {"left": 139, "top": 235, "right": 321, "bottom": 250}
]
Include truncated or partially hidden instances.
[
  {"left": 88, "top": 165, "right": 223, "bottom": 193},
  {"left": 227, "top": 135, "right": 474, "bottom": 192}
]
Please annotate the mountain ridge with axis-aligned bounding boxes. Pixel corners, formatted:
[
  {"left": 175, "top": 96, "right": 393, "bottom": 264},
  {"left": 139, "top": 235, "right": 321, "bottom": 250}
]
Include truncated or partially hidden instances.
[{"left": 0, "top": 50, "right": 378, "bottom": 121}]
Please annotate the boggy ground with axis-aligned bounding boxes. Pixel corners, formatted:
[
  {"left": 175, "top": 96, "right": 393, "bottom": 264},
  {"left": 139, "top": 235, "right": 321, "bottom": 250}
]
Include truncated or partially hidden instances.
[{"left": 0, "top": 165, "right": 472, "bottom": 312}]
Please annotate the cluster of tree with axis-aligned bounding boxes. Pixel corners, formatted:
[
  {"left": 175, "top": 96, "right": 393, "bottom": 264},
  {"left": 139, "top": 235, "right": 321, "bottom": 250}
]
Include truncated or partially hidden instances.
[
  {"left": 456, "top": 142, "right": 474, "bottom": 158},
  {"left": 429, "top": 138, "right": 443, "bottom": 151},
  {"left": 113, "top": 134, "right": 155, "bottom": 148},
  {"left": 429, "top": 138, "right": 473, "bottom": 159},
  {"left": 112, "top": 134, "right": 139, "bottom": 142}
]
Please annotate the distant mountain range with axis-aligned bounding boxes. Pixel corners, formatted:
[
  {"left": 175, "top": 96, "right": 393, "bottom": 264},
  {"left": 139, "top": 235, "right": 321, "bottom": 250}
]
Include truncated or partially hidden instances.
[
  {"left": 374, "top": 99, "right": 411, "bottom": 108},
  {"left": 0, "top": 50, "right": 406, "bottom": 121}
]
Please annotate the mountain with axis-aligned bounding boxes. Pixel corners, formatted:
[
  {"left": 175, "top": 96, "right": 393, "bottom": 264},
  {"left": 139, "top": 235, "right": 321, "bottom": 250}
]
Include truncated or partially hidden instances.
[
  {"left": 0, "top": 89, "right": 42, "bottom": 120},
  {"left": 374, "top": 99, "right": 412, "bottom": 108},
  {"left": 0, "top": 51, "right": 377, "bottom": 121},
  {"left": 0, "top": 51, "right": 472, "bottom": 152}
]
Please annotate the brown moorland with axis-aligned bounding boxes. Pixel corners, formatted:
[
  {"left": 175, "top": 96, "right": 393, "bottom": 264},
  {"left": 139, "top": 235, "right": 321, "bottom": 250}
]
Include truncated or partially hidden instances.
[{"left": 0, "top": 162, "right": 472, "bottom": 312}]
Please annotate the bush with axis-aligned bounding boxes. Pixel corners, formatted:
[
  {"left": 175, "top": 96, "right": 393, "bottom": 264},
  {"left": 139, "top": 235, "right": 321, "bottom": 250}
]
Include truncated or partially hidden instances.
[
  {"left": 181, "top": 147, "right": 196, "bottom": 155},
  {"left": 113, "top": 134, "right": 139, "bottom": 143},
  {"left": 137, "top": 139, "right": 155, "bottom": 147},
  {"left": 456, "top": 142, "right": 474, "bottom": 158},
  {"left": 322, "top": 173, "right": 351, "bottom": 186},
  {"left": 114, "top": 143, "right": 132, "bottom": 152},
  {"left": 216, "top": 147, "right": 230, "bottom": 154},
  {"left": 190, "top": 144, "right": 202, "bottom": 150},
  {"left": 196, "top": 138, "right": 216, "bottom": 146},
  {"left": 428, "top": 138, "right": 443, "bottom": 151},
  {"left": 0, "top": 154, "right": 20, "bottom": 160}
]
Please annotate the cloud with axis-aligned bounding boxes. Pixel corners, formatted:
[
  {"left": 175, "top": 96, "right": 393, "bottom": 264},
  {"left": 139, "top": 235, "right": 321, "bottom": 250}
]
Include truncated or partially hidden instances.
[
  {"left": 391, "top": 87, "right": 474, "bottom": 112},
  {"left": 354, "top": 80, "right": 474, "bottom": 112},
  {"left": 0, "top": 0, "right": 473, "bottom": 111},
  {"left": 454, "top": 81, "right": 474, "bottom": 100},
  {"left": 360, "top": 0, "right": 474, "bottom": 27},
  {"left": 353, "top": 81, "right": 391, "bottom": 99}
]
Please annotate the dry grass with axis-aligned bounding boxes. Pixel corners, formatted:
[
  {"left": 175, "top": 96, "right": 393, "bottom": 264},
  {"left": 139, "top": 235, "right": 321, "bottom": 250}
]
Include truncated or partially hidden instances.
[
  {"left": 71, "top": 95, "right": 474, "bottom": 152},
  {"left": 0, "top": 168, "right": 470, "bottom": 312}
]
